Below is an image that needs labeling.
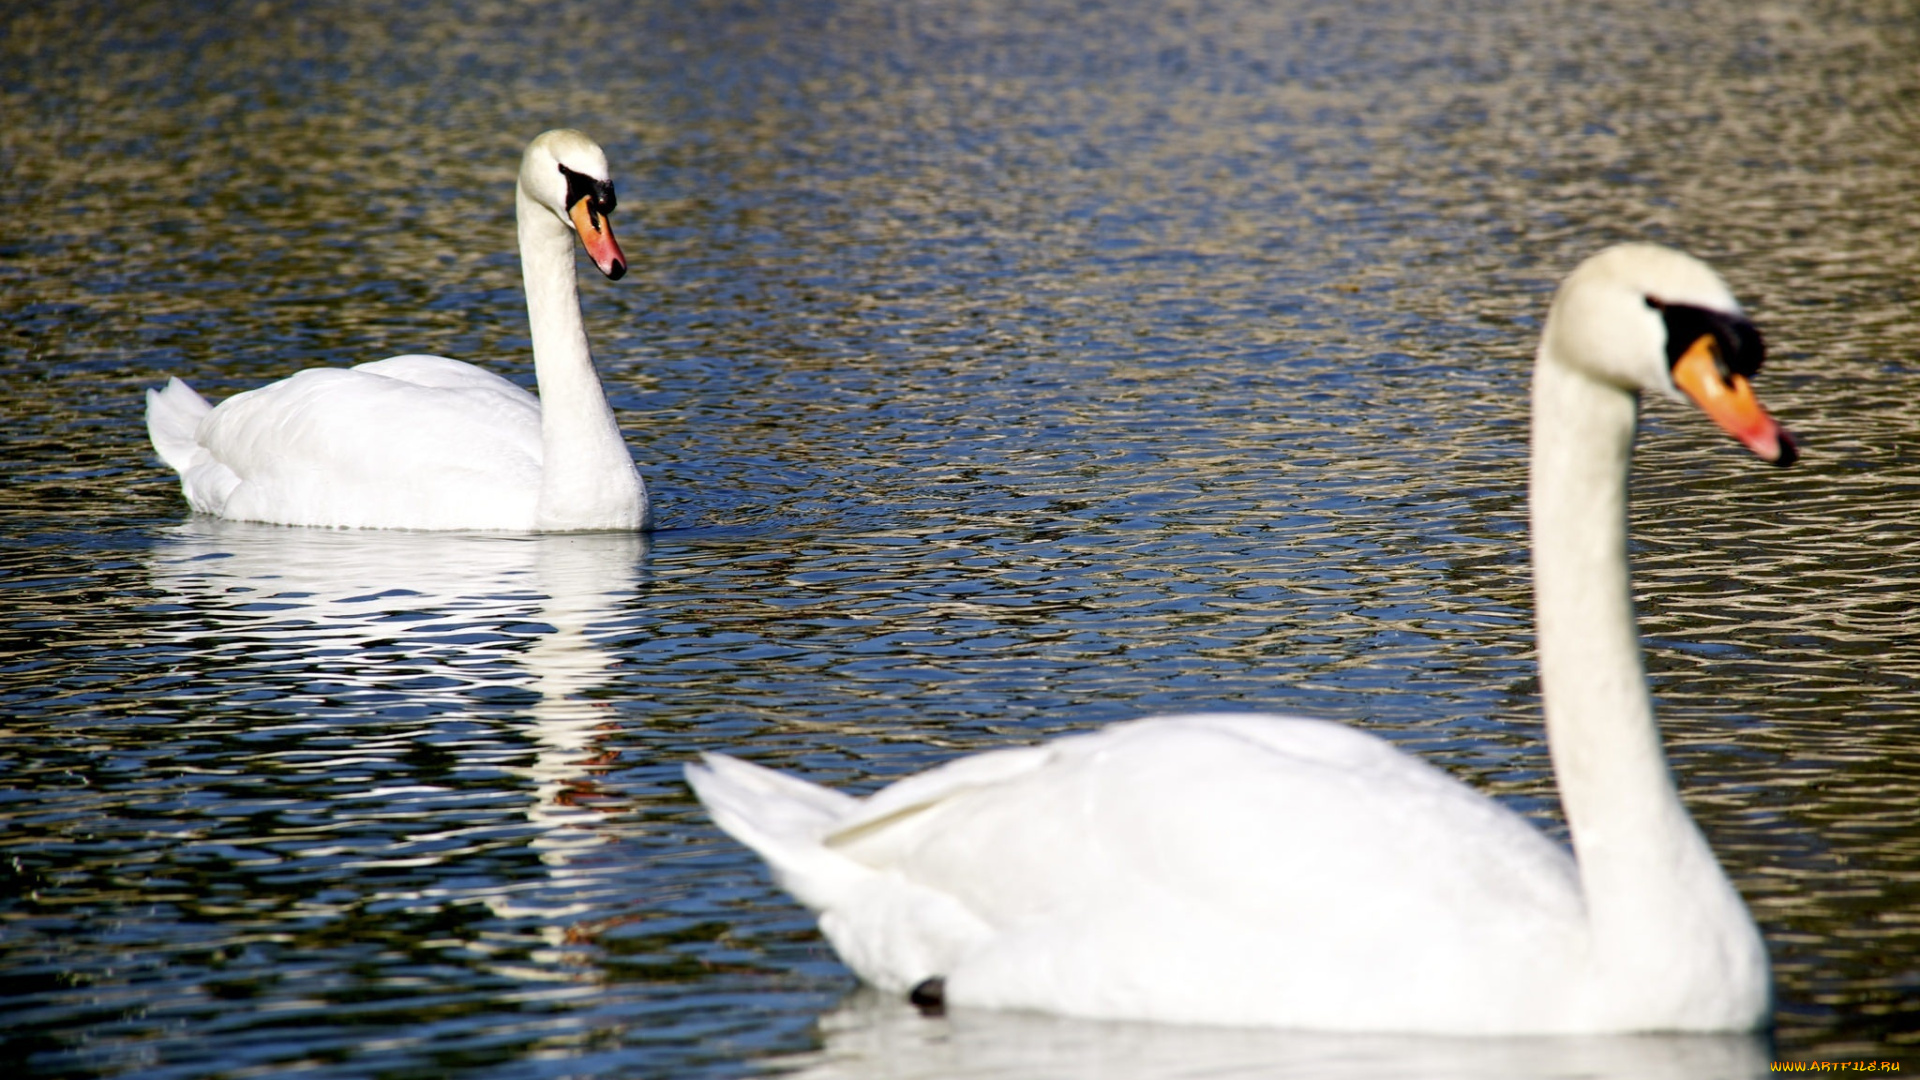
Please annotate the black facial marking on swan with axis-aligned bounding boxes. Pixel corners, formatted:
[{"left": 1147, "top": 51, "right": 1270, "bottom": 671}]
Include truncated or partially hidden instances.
[
  {"left": 1646, "top": 296, "right": 1766, "bottom": 379},
  {"left": 558, "top": 163, "right": 617, "bottom": 228}
]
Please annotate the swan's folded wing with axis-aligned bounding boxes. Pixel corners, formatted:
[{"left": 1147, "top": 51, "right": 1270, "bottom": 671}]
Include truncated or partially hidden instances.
[
  {"left": 354, "top": 354, "right": 538, "bottom": 401},
  {"left": 823, "top": 715, "right": 1582, "bottom": 943},
  {"left": 198, "top": 366, "right": 544, "bottom": 528},
  {"left": 824, "top": 743, "right": 1058, "bottom": 850}
]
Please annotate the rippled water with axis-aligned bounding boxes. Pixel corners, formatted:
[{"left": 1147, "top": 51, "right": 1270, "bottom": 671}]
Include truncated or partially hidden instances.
[{"left": 3, "top": 1, "right": 1918, "bottom": 1076}]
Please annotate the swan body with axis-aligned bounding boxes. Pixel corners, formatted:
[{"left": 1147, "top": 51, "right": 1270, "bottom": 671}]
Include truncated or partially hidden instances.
[
  {"left": 146, "top": 129, "right": 648, "bottom": 531},
  {"left": 689, "top": 244, "right": 1796, "bottom": 1034}
]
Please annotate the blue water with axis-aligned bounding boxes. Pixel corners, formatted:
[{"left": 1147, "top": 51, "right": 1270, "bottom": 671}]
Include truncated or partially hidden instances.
[{"left": 3, "top": 1, "right": 1917, "bottom": 1076}]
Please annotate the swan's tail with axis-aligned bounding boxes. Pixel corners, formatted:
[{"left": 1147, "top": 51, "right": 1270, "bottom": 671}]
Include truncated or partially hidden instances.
[
  {"left": 685, "top": 753, "right": 862, "bottom": 910},
  {"left": 145, "top": 377, "right": 213, "bottom": 473},
  {"left": 688, "top": 753, "right": 998, "bottom": 992}
]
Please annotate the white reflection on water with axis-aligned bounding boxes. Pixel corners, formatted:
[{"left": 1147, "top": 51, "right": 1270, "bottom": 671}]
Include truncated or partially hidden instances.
[
  {"left": 775, "top": 990, "right": 1770, "bottom": 1080},
  {"left": 144, "top": 520, "right": 644, "bottom": 930}
]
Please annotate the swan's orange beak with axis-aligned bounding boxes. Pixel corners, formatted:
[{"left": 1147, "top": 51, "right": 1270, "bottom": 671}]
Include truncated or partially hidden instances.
[
  {"left": 569, "top": 199, "right": 627, "bottom": 280},
  {"left": 1672, "top": 334, "right": 1797, "bottom": 466}
]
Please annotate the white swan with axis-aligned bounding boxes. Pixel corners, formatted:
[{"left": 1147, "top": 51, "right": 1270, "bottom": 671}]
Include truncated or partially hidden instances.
[
  {"left": 145, "top": 129, "right": 648, "bottom": 531},
  {"left": 687, "top": 244, "right": 1797, "bottom": 1035}
]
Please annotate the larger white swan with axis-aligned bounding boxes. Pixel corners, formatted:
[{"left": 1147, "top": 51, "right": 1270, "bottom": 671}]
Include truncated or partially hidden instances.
[
  {"left": 145, "top": 129, "right": 648, "bottom": 531},
  {"left": 688, "top": 244, "right": 1797, "bottom": 1035}
]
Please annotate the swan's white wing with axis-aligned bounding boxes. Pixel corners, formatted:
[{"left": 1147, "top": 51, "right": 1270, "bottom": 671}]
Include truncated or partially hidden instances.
[
  {"left": 354, "top": 353, "right": 538, "bottom": 398},
  {"left": 831, "top": 715, "right": 1580, "bottom": 927},
  {"left": 730, "top": 715, "right": 1590, "bottom": 1030},
  {"left": 194, "top": 362, "right": 544, "bottom": 529}
]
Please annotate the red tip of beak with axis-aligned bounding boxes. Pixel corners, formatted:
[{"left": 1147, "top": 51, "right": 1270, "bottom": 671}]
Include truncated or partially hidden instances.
[{"left": 586, "top": 231, "right": 626, "bottom": 280}]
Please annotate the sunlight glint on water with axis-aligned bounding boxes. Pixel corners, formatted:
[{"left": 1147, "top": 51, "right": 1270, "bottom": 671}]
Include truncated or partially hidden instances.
[{"left": 1, "top": 2, "right": 1916, "bottom": 1076}]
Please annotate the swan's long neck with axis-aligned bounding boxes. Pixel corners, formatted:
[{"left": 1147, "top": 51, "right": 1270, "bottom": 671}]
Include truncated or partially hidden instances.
[
  {"left": 1530, "top": 350, "right": 1767, "bottom": 1022},
  {"left": 517, "top": 185, "right": 646, "bottom": 531}
]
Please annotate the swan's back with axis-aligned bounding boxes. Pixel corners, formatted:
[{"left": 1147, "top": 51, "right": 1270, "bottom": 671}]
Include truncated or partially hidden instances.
[
  {"left": 177, "top": 356, "right": 546, "bottom": 529},
  {"left": 695, "top": 714, "right": 1594, "bottom": 1032}
]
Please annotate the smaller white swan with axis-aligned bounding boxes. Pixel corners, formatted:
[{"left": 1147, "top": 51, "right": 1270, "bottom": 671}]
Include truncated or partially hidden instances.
[
  {"left": 146, "top": 129, "right": 648, "bottom": 531},
  {"left": 688, "top": 244, "right": 1798, "bottom": 1035}
]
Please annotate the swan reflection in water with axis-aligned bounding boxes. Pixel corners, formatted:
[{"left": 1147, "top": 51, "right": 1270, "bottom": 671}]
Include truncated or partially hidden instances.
[
  {"left": 775, "top": 990, "right": 1771, "bottom": 1080},
  {"left": 144, "top": 520, "right": 645, "bottom": 928}
]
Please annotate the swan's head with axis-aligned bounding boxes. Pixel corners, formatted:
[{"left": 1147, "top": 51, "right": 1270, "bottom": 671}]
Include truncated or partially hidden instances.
[
  {"left": 1542, "top": 243, "right": 1796, "bottom": 465},
  {"left": 519, "top": 129, "right": 627, "bottom": 280}
]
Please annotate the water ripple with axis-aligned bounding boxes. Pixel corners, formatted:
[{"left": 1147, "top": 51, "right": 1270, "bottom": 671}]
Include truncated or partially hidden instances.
[{"left": 2, "top": 0, "right": 1916, "bottom": 1075}]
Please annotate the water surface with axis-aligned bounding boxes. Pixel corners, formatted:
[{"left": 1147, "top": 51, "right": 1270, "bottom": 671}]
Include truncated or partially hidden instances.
[{"left": 2, "top": 1, "right": 1917, "bottom": 1076}]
